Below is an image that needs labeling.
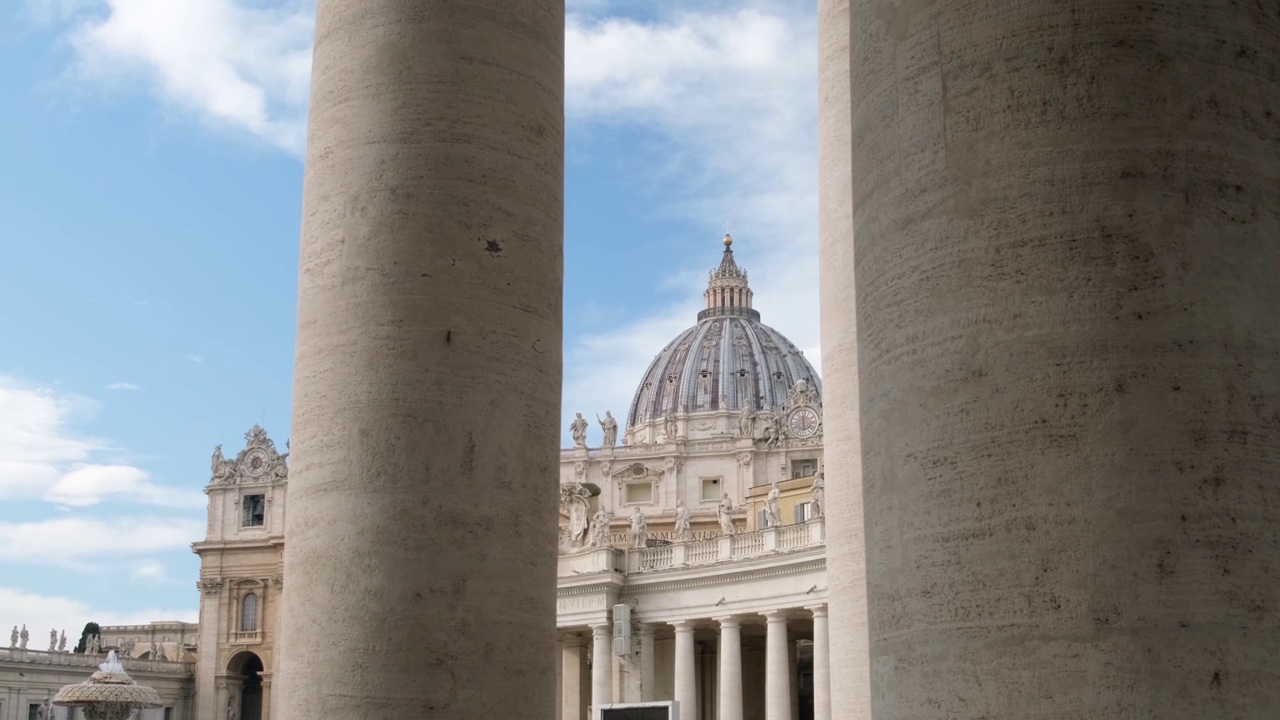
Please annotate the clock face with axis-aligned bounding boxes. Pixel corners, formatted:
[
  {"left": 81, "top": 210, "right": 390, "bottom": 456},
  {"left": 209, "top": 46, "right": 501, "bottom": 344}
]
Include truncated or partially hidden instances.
[
  {"left": 788, "top": 407, "right": 820, "bottom": 438},
  {"left": 243, "top": 449, "right": 269, "bottom": 476}
]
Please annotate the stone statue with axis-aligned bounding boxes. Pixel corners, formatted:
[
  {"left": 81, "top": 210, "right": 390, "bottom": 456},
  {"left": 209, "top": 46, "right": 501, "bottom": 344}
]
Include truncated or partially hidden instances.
[
  {"left": 57, "top": 630, "right": 66, "bottom": 652},
  {"left": 49, "top": 629, "right": 56, "bottom": 652},
  {"left": 570, "top": 413, "right": 589, "bottom": 447},
  {"left": 8, "top": 626, "right": 16, "bottom": 648},
  {"left": 738, "top": 405, "right": 755, "bottom": 438},
  {"left": 154, "top": 642, "right": 167, "bottom": 661},
  {"left": 18, "top": 624, "right": 28, "bottom": 649},
  {"left": 664, "top": 414, "right": 678, "bottom": 443},
  {"left": 673, "top": 500, "right": 692, "bottom": 542},
  {"left": 811, "top": 467, "right": 825, "bottom": 518},
  {"left": 37, "top": 697, "right": 52, "bottom": 720},
  {"left": 597, "top": 411, "right": 618, "bottom": 447},
  {"left": 211, "top": 444, "right": 236, "bottom": 484},
  {"left": 718, "top": 493, "right": 736, "bottom": 535},
  {"left": 764, "top": 481, "right": 782, "bottom": 528},
  {"left": 629, "top": 508, "right": 648, "bottom": 549},
  {"left": 588, "top": 507, "right": 611, "bottom": 547},
  {"left": 227, "top": 694, "right": 239, "bottom": 720},
  {"left": 560, "top": 483, "right": 590, "bottom": 548}
]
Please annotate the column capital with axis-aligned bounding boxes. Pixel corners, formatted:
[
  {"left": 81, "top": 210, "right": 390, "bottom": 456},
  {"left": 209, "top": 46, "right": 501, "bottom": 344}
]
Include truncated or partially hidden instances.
[
  {"left": 805, "top": 604, "right": 828, "bottom": 619},
  {"left": 561, "top": 632, "right": 586, "bottom": 648},
  {"left": 590, "top": 623, "right": 611, "bottom": 638},
  {"left": 762, "top": 609, "right": 791, "bottom": 623},
  {"left": 713, "top": 615, "right": 742, "bottom": 628},
  {"left": 669, "top": 619, "right": 696, "bottom": 632}
]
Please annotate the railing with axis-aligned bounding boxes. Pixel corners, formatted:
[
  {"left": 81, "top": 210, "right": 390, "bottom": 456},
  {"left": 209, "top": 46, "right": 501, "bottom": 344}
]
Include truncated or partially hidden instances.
[
  {"left": 0, "top": 648, "right": 191, "bottom": 673},
  {"left": 687, "top": 538, "right": 720, "bottom": 564},
  {"left": 635, "top": 546, "right": 673, "bottom": 572},
  {"left": 230, "top": 631, "right": 261, "bottom": 644},
  {"left": 733, "top": 531, "right": 766, "bottom": 557},
  {"left": 778, "top": 523, "right": 810, "bottom": 550}
]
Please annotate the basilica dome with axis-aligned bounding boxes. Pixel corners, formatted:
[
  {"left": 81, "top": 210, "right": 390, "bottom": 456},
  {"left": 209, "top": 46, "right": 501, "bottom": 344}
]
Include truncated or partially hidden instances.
[{"left": 626, "top": 236, "right": 821, "bottom": 430}]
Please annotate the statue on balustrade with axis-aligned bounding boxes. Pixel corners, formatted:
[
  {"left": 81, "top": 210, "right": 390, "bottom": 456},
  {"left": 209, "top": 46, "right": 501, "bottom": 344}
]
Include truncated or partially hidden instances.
[
  {"left": 49, "top": 629, "right": 57, "bottom": 652},
  {"left": 764, "top": 482, "right": 782, "bottom": 528},
  {"left": 718, "top": 494, "right": 737, "bottom": 536},
  {"left": 629, "top": 508, "right": 648, "bottom": 549},
  {"left": 811, "top": 467, "right": 825, "bottom": 518},
  {"left": 18, "top": 624, "right": 28, "bottom": 649},
  {"left": 674, "top": 500, "right": 692, "bottom": 542},
  {"left": 8, "top": 626, "right": 16, "bottom": 648},
  {"left": 57, "top": 630, "right": 66, "bottom": 652},
  {"left": 570, "top": 413, "right": 589, "bottom": 447},
  {"left": 588, "top": 507, "right": 612, "bottom": 547},
  {"left": 598, "top": 411, "right": 618, "bottom": 447}
]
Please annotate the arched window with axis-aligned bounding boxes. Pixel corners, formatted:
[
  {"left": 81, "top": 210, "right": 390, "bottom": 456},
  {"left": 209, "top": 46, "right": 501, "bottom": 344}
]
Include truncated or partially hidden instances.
[{"left": 240, "top": 593, "right": 259, "bottom": 633}]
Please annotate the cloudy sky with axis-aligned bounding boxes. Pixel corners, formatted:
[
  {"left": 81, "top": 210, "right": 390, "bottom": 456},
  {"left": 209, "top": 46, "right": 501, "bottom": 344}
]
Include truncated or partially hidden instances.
[{"left": 0, "top": 0, "right": 819, "bottom": 636}]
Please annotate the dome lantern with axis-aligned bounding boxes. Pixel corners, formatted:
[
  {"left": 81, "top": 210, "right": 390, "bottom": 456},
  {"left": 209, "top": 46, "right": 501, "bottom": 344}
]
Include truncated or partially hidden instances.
[{"left": 701, "top": 234, "right": 756, "bottom": 321}]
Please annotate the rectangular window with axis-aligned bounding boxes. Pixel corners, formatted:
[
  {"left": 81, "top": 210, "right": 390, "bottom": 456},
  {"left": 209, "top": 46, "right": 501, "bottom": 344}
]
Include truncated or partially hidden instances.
[
  {"left": 28, "top": 704, "right": 39, "bottom": 720},
  {"left": 242, "top": 494, "right": 265, "bottom": 527},
  {"left": 700, "top": 477, "right": 722, "bottom": 503},
  {"left": 794, "top": 502, "right": 811, "bottom": 524},
  {"left": 757, "top": 509, "right": 768, "bottom": 530},
  {"left": 625, "top": 482, "right": 653, "bottom": 505},
  {"left": 791, "top": 459, "right": 818, "bottom": 479}
]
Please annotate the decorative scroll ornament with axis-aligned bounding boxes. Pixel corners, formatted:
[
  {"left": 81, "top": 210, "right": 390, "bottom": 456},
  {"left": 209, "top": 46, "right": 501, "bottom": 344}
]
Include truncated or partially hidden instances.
[
  {"left": 198, "top": 578, "right": 223, "bottom": 595},
  {"left": 210, "top": 425, "right": 289, "bottom": 486}
]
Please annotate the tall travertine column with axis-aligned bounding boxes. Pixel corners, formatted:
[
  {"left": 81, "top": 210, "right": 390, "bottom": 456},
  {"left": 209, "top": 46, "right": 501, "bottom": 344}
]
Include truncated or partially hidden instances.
[
  {"left": 715, "top": 617, "right": 742, "bottom": 720},
  {"left": 831, "top": 1, "right": 1280, "bottom": 718},
  {"left": 815, "top": 0, "right": 871, "bottom": 717},
  {"left": 563, "top": 635, "right": 584, "bottom": 720},
  {"left": 278, "top": 1, "right": 564, "bottom": 718},
  {"left": 763, "top": 611, "right": 790, "bottom": 720},
  {"left": 808, "top": 605, "right": 830, "bottom": 720},
  {"left": 591, "top": 624, "right": 612, "bottom": 716},
  {"left": 672, "top": 621, "right": 697, "bottom": 719},
  {"left": 639, "top": 624, "right": 656, "bottom": 702}
]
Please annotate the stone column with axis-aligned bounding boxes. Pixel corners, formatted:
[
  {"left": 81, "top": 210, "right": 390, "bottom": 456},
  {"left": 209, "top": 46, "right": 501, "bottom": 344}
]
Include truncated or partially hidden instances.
[
  {"left": 833, "top": 2, "right": 1280, "bottom": 719},
  {"left": 563, "top": 635, "right": 585, "bottom": 720},
  {"left": 807, "top": 605, "right": 830, "bottom": 720},
  {"left": 764, "top": 611, "right": 790, "bottom": 720},
  {"left": 672, "top": 621, "right": 697, "bottom": 720},
  {"left": 278, "top": 1, "right": 563, "bottom": 719},
  {"left": 715, "top": 617, "right": 742, "bottom": 720},
  {"left": 639, "top": 624, "right": 656, "bottom": 702},
  {"left": 591, "top": 624, "right": 612, "bottom": 717}
]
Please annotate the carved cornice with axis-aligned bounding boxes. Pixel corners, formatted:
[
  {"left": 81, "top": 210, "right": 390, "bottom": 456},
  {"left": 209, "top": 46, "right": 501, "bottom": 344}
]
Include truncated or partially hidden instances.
[{"left": 622, "top": 557, "right": 826, "bottom": 596}]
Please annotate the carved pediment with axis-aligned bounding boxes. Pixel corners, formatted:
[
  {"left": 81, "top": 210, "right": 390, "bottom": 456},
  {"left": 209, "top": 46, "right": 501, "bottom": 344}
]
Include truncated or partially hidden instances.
[{"left": 210, "top": 425, "right": 289, "bottom": 486}]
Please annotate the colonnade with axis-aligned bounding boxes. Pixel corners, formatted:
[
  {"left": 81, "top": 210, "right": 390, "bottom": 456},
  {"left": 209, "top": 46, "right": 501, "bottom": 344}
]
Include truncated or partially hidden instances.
[{"left": 563, "top": 605, "right": 829, "bottom": 720}]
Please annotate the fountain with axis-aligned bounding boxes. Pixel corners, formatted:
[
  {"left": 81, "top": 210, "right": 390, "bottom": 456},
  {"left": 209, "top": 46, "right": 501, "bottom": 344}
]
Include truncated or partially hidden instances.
[{"left": 52, "top": 650, "right": 163, "bottom": 720}]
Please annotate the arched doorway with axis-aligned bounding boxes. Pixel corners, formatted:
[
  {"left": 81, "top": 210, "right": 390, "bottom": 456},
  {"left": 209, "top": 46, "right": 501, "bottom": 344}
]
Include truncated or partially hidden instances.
[{"left": 227, "top": 651, "right": 264, "bottom": 720}]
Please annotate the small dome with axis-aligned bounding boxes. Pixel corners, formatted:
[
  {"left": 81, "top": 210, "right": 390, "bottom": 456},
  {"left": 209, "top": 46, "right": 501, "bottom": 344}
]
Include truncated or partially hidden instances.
[{"left": 627, "top": 239, "right": 820, "bottom": 428}]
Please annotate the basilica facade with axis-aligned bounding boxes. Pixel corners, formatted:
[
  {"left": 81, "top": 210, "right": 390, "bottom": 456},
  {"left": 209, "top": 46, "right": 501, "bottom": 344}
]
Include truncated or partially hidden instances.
[{"left": 0, "top": 238, "right": 827, "bottom": 720}]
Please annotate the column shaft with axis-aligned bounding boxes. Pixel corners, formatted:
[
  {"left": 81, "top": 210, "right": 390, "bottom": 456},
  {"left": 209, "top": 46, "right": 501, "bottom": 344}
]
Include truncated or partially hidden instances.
[
  {"left": 839, "top": 1, "right": 1280, "bottom": 718},
  {"left": 672, "top": 621, "right": 697, "bottom": 720},
  {"left": 563, "top": 635, "right": 584, "bottom": 720},
  {"left": 764, "top": 612, "right": 790, "bottom": 720},
  {"left": 639, "top": 624, "right": 656, "bottom": 702},
  {"left": 809, "top": 606, "right": 831, "bottom": 720},
  {"left": 716, "top": 618, "right": 742, "bottom": 720},
  {"left": 591, "top": 624, "right": 612, "bottom": 717},
  {"left": 279, "top": 0, "right": 563, "bottom": 718}
]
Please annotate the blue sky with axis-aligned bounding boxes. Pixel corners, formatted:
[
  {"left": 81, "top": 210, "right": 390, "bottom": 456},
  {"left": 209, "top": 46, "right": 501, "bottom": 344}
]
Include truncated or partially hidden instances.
[{"left": 0, "top": 0, "right": 819, "bottom": 637}]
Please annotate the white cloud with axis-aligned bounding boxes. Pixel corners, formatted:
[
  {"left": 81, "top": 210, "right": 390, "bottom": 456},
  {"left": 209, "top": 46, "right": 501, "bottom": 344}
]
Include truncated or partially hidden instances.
[
  {"left": 186, "top": 354, "right": 204, "bottom": 363},
  {"left": 129, "top": 560, "right": 169, "bottom": 583},
  {"left": 0, "top": 376, "right": 200, "bottom": 507},
  {"left": 46, "top": 465, "right": 205, "bottom": 509},
  {"left": 67, "top": 0, "right": 314, "bottom": 152},
  {"left": 561, "top": 3, "right": 821, "bottom": 440},
  {"left": 105, "top": 382, "right": 140, "bottom": 391},
  {"left": 0, "top": 517, "right": 204, "bottom": 567},
  {"left": 0, "top": 586, "right": 196, "bottom": 643}
]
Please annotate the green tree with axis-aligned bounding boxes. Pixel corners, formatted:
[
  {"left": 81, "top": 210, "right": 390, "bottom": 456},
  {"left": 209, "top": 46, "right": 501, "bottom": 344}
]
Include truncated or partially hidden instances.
[{"left": 74, "top": 622, "right": 100, "bottom": 654}]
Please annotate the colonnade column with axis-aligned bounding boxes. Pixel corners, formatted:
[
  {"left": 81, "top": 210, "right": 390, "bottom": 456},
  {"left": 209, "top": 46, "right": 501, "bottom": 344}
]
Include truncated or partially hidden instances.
[
  {"left": 671, "top": 621, "right": 697, "bottom": 719},
  {"left": 808, "top": 605, "right": 830, "bottom": 720},
  {"left": 591, "top": 624, "right": 612, "bottom": 717},
  {"left": 562, "top": 635, "right": 585, "bottom": 720},
  {"left": 715, "top": 617, "right": 742, "bottom": 720},
  {"left": 829, "top": 1, "right": 1280, "bottom": 718},
  {"left": 639, "top": 624, "right": 656, "bottom": 702},
  {"left": 278, "top": 0, "right": 564, "bottom": 718},
  {"left": 764, "top": 611, "right": 790, "bottom": 720}
]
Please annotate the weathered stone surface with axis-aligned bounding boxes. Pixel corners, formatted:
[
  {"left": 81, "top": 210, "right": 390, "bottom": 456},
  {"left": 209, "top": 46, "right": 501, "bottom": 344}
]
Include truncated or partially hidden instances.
[
  {"left": 817, "top": 0, "right": 872, "bottom": 718},
  {"left": 278, "top": 1, "right": 563, "bottom": 717},
  {"left": 839, "top": 2, "right": 1280, "bottom": 717}
]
